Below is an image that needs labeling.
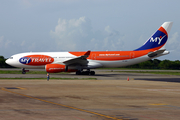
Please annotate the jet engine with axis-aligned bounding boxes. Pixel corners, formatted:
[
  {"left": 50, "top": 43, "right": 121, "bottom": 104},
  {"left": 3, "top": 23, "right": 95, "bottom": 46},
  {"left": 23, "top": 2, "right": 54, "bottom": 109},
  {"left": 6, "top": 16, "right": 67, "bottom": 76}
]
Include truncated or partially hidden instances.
[{"left": 45, "top": 64, "right": 76, "bottom": 73}]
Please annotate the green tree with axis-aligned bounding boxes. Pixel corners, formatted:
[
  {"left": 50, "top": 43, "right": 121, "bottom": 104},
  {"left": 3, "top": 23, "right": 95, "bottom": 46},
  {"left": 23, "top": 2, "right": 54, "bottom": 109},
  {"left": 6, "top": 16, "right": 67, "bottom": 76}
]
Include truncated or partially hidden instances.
[
  {"left": 171, "top": 60, "right": 180, "bottom": 69},
  {"left": 153, "top": 59, "right": 161, "bottom": 69},
  {"left": 139, "top": 60, "right": 154, "bottom": 69},
  {"left": 0, "top": 56, "right": 5, "bottom": 68},
  {"left": 158, "top": 59, "right": 172, "bottom": 69},
  {"left": 0, "top": 56, "right": 15, "bottom": 68}
]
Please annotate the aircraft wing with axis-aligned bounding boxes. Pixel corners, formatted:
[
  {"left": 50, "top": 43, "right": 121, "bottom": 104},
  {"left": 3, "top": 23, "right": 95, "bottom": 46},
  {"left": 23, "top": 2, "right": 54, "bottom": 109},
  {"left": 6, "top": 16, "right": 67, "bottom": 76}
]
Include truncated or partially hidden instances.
[
  {"left": 148, "top": 49, "right": 166, "bottom": 57},
  {"left": 63, "top": 51, "right": 91, "bottom": 66}
]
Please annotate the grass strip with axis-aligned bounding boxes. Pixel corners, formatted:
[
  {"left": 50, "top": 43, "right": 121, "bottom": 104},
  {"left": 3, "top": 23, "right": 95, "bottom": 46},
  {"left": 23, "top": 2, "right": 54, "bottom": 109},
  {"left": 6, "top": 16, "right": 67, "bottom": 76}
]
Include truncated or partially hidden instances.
[
  {"left": 0, "top": 77, "right": 97, "bottom": 80},
  {"left": 0, "top": 70, "right": 68, "bottom": 74},
  {"left": 117, "top": 71, "right": 180, "bottom": 76},
  {"left": 1, "top": 69, "right": 180, "bottom": 76}
]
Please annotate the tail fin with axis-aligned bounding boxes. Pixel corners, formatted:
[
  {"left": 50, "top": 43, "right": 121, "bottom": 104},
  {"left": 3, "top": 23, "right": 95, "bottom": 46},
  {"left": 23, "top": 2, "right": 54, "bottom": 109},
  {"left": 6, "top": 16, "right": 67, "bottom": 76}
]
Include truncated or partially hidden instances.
[{"left": 134, "top": 22, "right": 173, "bottom": 51}]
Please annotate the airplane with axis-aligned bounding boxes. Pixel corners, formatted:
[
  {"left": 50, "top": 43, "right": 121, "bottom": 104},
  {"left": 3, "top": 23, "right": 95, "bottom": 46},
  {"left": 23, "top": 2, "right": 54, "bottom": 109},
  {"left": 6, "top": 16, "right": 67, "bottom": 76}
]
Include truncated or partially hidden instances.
[{"left": 6, "top": 22, "right": 173, "bottom": 75}]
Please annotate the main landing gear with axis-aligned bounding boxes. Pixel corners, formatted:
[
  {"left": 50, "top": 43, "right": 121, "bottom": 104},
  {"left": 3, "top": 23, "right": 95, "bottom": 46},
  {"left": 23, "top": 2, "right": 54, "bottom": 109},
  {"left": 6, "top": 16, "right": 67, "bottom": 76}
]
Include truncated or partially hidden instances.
[{"left": 76, "top": 70, "right": 95, "bottom": 75}]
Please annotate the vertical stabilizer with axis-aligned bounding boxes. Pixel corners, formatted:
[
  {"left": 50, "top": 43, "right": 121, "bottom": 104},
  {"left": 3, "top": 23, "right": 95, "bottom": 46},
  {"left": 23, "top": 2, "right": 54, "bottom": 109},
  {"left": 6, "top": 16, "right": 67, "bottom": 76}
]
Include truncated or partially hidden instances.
[{"left": 134, "top": 22, "right": 173, "bottom": 51}]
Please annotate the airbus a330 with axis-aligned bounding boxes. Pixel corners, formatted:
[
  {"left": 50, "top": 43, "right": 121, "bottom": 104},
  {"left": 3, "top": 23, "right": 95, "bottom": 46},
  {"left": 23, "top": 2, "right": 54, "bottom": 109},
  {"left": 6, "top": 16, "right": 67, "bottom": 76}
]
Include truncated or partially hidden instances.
[{"left": 6, "top": 22, "right": 173, "bottom": 75}]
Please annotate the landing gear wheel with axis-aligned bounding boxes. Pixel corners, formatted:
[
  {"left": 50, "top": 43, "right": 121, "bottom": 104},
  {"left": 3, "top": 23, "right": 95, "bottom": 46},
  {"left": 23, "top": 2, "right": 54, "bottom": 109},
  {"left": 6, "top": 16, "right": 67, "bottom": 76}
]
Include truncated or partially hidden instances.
[
  {"left": 22, "top": 71, "right": 26, "bottom": 74},
  {"left": 76, "top": 70, "right": 95, "bottom": 75},
  {"left": 90, "top": 71, "right": 95, "bottom": 75},
  {"left": 22, "top": 68, "right": 26, "bottom": 74},
  {"left": 76, "top": 71, "right": 81, "bottom": 75}
]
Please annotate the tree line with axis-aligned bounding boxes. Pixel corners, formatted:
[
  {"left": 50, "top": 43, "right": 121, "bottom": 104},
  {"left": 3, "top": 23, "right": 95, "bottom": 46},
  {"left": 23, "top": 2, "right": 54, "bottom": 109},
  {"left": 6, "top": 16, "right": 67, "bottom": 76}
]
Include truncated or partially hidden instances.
[
  {"left": 0, "top": 56, "right": 15, "bottom": 68},
  {"left": 1, "top": 55, "right": 180, "bottom": 69},
  {"left": 124, "top": 59, "right": 180, "bottom": 69}
]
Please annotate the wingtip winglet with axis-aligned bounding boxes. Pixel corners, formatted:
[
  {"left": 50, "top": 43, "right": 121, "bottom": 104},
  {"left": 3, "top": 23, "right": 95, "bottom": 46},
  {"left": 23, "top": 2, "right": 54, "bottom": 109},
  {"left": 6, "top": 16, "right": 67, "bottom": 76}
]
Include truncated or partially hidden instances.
[{"left": 85, "top": 50, "right": 91, "bottom": 56}]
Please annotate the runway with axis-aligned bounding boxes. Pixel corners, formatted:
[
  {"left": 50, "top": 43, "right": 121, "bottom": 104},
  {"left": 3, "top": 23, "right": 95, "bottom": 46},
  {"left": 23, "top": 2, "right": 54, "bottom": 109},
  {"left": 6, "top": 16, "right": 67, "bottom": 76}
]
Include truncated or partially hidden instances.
[{"left": 0, "top": 70, "right": 180, "bottom": 120}]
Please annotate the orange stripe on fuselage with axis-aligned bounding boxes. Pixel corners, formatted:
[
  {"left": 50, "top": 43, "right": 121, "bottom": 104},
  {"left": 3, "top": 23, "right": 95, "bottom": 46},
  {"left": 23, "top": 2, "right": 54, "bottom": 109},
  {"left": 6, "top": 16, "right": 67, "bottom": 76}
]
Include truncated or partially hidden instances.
[{"left": 69, "top": 46, "right": 162, "bottom": 61}]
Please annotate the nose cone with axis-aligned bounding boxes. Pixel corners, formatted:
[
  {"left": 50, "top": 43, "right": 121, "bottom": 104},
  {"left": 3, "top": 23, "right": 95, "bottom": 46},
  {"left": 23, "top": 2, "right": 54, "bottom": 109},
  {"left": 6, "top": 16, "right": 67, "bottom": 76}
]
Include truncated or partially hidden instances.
[
  {"left": 5, "top": 58, "right": 16, "bottom": 67},
  {"left": 5, "top": 59, "right": 10, "bottom": 65}
]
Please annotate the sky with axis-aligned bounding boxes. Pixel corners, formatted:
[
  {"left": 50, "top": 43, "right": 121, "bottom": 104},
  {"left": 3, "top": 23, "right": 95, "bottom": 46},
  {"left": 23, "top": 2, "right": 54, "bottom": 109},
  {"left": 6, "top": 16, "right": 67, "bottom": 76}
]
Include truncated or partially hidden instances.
[{"left": 0, "top": 0, "right": 180, "bottom": 60}]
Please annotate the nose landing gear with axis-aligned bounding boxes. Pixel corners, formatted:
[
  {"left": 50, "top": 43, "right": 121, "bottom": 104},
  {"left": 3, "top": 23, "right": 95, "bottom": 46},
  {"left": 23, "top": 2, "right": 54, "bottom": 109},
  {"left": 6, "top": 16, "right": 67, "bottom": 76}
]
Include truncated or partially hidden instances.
[{"left": 22, "top": 68, "right": 29, "bottom": 74}]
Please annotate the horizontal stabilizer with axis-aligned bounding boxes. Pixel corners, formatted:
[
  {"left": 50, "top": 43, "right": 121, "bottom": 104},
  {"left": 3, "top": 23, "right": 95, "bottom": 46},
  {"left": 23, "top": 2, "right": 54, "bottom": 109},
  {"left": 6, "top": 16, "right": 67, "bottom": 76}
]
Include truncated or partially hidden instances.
[{"left": 148, "top": 49, "right": 166, "bottom": 57}]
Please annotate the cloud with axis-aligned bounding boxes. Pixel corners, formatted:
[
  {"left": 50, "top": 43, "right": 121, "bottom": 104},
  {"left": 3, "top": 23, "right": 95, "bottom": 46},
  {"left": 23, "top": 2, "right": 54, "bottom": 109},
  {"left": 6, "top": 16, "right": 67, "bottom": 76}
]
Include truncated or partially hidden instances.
[
  {"left": 0, "top": 35, "right": 39, "bottom": 57},
  {"left": 50, "top": 16, "right": 92, "bottom": 51},
  {"left": 0, "top": 36, "right": 12, "bottom": 49},
  {"left": 162, "top": 32, "right": 180, "bottom": 60},
  {"left": 50, "top": 16, "right": 126, "bottom": 51},
  {"left": 0, "top": 36, "right": 14, "bottom": 57},
  {"left": 167, "top": 32, "right": 180, "bottom": 51},
  {"left": 0, "top": 36, "right": 4, "bottom": 48},
  {"left": 19, "top": 0, "right": 32, "bottom": 8},
  {"left": 168, "top": 32, "right": 179, "bottom": 45}
]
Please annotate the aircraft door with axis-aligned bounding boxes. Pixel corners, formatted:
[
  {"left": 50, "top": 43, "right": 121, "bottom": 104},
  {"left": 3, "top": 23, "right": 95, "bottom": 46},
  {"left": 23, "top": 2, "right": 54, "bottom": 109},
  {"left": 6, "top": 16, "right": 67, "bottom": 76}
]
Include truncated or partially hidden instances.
[
  {"left": 130, "top": 52, "right": 135, "bottom": 59},
  {"left": 92, "top": 54, "right": 96, "bottom": 60}
]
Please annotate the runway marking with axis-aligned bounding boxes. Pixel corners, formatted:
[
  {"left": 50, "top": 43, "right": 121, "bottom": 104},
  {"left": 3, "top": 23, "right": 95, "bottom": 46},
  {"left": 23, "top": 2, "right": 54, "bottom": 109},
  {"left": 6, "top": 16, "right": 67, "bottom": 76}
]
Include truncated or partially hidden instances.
[
  {"left": 147, "top": 89, "right": 180, "bottom": 92},
  {"left": 4, "top": 87, "right": 26, "bottom": 90},
  {"left": 4, "top": 87, "right": 19, "bottom": 89},
  {"left": 16, "top": 87, "right": 26, "bottom": 90},
  {"left": 149, "top": 103, "right": 168, "bottom": 106},
  {"left": 1, "top": 87, "right": 124, "bottom": 120}
]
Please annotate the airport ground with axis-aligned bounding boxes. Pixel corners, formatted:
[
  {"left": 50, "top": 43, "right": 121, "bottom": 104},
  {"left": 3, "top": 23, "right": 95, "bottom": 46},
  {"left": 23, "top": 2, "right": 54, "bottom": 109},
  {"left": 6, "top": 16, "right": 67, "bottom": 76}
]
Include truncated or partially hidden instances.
[{"left": 0, "top": 69, "right": 180, "bottom": 120}]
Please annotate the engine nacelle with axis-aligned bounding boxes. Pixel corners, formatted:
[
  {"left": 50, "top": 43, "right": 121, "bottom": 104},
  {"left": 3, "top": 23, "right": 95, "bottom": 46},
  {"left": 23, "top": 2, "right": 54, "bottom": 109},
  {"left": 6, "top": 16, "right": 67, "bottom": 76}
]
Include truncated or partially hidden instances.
[
  {"left": 46, "top": 64, "right": 66, "bottom": 73},
  {"left": 45, "top": 64, "right": 77, "bottom": 73}
]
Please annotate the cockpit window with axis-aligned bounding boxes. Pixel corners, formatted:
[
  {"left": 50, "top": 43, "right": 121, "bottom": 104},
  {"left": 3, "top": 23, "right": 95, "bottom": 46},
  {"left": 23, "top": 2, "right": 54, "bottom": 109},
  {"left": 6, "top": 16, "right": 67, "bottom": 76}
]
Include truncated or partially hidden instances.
[{"left": 9, "top": 57, "right": 13, "bottom": 59}]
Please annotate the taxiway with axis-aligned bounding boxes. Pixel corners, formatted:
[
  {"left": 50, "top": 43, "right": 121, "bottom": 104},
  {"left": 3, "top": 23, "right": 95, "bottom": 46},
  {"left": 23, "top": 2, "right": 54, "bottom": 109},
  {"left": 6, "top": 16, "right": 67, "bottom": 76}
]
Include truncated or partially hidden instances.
[{"left": 0, "top": 70, "right": 180, "bottom": 120}]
